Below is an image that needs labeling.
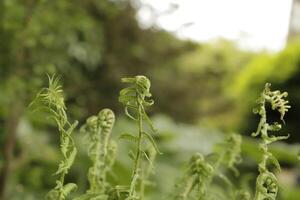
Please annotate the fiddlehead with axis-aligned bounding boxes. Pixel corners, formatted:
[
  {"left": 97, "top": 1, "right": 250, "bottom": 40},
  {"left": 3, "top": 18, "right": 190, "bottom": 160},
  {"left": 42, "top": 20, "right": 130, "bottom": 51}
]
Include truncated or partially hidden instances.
[
  {"left": 176, "top": 153, "right": 214, "bottom": 200},
  {"left": 75, "top": 108, "right": 116, "bottom": 200},
  {"left": 212, "top": 133, "right": 243, "bottom": 199},
  {"left": 176, "top": 133, "right": 243, "bottom": 200},
  {"left": 220, "top": 133, "right": 242, "bottom": 176},
  {"left": 252, "top": 83, "right": 290, "bottom": 200},
  {"left": 30, "top": 75, "right": 78, "bottom": 200},
  {"left": 119, "top": 75, "right": 160, "bottom": 200}
]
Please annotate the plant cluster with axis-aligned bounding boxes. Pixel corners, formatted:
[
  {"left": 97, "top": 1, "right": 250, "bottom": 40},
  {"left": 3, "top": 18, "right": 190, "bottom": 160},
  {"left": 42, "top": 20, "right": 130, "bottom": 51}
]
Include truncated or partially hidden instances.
[{"left": 31, "top": 76, "right": 291, "bottom": 200}]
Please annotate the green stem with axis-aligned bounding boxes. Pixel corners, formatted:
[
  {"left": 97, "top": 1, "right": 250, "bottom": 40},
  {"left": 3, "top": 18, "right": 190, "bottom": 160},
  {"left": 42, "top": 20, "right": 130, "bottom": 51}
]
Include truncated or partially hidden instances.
[
  {"left": 100, "top": 128, "right": 109, "bottom": 184},
  {"left": 130, "top": 101, "right": 143, "bottom": 197},
  {"left": 181, "top": 176, "right": 196, "bottom": 200},
  {"left": 254, "top": 100, "right": 268, "bottom": 200},
  {"left": 59, "top": 173, "right": 66, "bottom": 200},
  {"left": 90, "top": 128, "right": 101, "bottom": 193}
]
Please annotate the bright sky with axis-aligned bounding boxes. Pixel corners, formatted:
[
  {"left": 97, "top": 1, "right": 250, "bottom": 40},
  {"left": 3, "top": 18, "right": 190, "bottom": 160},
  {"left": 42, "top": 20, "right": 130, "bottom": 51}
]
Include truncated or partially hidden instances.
[{"left": 137, "top": 0, "right": 293, "bottom": 51}]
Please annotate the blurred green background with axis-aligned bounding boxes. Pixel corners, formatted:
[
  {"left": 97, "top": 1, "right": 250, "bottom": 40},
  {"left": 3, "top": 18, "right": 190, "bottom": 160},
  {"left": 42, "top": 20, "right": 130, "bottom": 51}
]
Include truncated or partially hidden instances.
[{"left": 1, "top": 0, "right": 300, "bottom": 199}]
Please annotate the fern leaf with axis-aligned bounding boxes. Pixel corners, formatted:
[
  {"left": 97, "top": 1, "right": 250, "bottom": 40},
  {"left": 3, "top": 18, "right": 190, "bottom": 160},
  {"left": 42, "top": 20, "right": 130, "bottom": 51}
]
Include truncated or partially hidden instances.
[
  {"left": 119, "top": 133, "right": 138, "bottom": 144},
  {"left": 142, "top": 131, "right": 161, "bottom": 154}
]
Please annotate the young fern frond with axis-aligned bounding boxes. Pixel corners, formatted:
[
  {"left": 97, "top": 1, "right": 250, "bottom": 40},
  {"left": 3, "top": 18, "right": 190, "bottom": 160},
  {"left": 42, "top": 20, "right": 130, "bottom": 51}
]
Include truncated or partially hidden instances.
[
  {"left": 176, "top": 133, "right": 243, "bottom": 200},
  {"left": 31, "top": 75, "right": 78, "bottom": 200},
  {"left": 176, "top": 153, "right": 214, "bottom": 200},
  {"left": 75, "top": 109, "right": 117, "bottom": 200},
  {"left": 218, "top": 134, "right": 242, "bottom": 176},
  {"left": 252, "top": 83, "right": 290, "bottom": 200},
  {"left": 119, "top": 75, "right": 160, "bottom": 200}
]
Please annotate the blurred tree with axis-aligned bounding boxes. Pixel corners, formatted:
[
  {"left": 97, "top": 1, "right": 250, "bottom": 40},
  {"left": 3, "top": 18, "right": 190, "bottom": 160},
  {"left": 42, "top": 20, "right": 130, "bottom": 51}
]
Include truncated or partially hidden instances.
[{"left": 152, "top": 39, "right": 254, "bottom": 126}]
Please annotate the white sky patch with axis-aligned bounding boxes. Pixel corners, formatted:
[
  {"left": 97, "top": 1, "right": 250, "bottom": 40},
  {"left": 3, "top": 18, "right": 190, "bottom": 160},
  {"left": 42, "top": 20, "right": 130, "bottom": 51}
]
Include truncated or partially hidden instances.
[{"left": 136, "top": 0, "right": 293, "bottom": 52}]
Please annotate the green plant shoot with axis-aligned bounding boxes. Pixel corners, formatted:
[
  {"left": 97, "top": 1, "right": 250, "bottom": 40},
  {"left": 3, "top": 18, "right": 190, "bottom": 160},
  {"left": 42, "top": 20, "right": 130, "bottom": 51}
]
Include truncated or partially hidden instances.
[
  {"left": 176, "top": 133, "right": 243, "bottom": 200},
  {"left": 118, "top": 75, "right": 161, "bottom": 200},
  {"left": 75, "top": 109, "right": 117, "bottom": 200},
  {"left": 30, "top": 75, "right": 78, "bottom": 200},
  {"left": 252, "top": 83, "right": 290, "bottom": 200}
]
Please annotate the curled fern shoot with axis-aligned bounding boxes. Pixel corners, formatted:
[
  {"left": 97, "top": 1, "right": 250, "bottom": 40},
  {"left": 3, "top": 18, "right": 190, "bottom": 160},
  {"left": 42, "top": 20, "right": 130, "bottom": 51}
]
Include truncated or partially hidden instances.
[
  {"left": 119, "top": 75, "right": 160, "bottom": 200},
  {"left": 252, "top": 83, "right": 290, "bottom": 200},
  {"left": 216, "top": 133, "right": 242, "bottom": 176},
  {"left": 176, "top": 153, "right": 214, "bottom": 200},
  {"left": 76, "top": 108, "right": 117, "bottom": 200},
  {"left": 30, "top": 75, "right": 78, "bottom": 200},
  {"left": 176, "top": 133, "right": 243, "bottom": 200}
]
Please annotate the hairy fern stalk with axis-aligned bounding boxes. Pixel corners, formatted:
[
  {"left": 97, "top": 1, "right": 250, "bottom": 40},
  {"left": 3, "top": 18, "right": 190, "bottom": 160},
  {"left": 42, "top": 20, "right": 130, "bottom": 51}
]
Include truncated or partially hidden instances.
[
  {"left": 75, "top": 109, "right": 117, "bottom": 200},
  {"left": 252, "top": 83, "right": 290, "bottom": 200},
  {"left": 119, "top": 75, "right": 161, "bottom": 200},
  {"left": 31, "top": 75, "right": 78, "bottom": 200}
]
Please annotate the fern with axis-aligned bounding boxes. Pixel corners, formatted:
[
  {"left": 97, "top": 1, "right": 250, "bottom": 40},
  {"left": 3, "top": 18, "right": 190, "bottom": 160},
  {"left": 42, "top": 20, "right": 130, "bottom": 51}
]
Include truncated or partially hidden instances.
[
  {"left": 176, "top": 153, "right": 214, "bottom": 200},
  {"left": 75, "top": 108, "right": 117, "bottom": 200},
  {"left": 215, "top": 133, "right": 242, "bottom": 176},
  {"left": 118, "top": 75, "right": 160, "bottom": 200},
  {"left": 176, "top": 133, "right": 243, "bottom": 200},
  {"left": 30, "top": 75, "right": 78, "bottom": 200},
  {"left": 252, "top": 83, "right": 290, "bottom": 200}
]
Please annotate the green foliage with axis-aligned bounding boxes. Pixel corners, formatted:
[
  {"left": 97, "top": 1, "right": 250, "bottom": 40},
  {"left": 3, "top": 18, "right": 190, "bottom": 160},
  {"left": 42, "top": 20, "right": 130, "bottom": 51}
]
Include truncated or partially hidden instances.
[
  {"left": 119, "top": 75, "right": 160, "bottom": 200},
  {"left": 251, "top": 83, "right": 290, "bottom": 200},
  {"left": 30, "top": 75, "right": 78, "bottom": 200}
]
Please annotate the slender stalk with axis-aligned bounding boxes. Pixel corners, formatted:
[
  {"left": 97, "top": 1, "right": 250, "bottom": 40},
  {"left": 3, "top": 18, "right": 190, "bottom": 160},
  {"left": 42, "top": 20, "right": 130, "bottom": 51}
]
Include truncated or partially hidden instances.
[
  {"left": 130, "top": 101, "right": 143, "bottom": 198},
  {"left": 133, "top": 104, "right": 143, "bottom": 177}
]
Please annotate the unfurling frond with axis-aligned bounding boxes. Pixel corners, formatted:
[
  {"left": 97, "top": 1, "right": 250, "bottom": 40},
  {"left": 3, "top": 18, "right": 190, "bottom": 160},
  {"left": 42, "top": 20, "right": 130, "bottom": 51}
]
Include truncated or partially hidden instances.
[
  {"left": 252, "top": 83, "right": 290, "bottom": 200},
  {"left": 77, "top": 108, "right": 116, "bottom": 198},
  {"left": 263, "top": 83, "right": 290, "bottom": 121},
  {"left": 31, "top": 74, "right": 78, "bottom": 200},
  {"left": 176, "top": 153, "right": 214, "bottom": 200},
  {"left": 222, "top": 134, "right": 242, "bottom": 176},
  {"left": 119, "top": 75, "right": 154, "bottom": 121},
  {"left": 119, "top": 75, "right": 159, "bottom": 200}
]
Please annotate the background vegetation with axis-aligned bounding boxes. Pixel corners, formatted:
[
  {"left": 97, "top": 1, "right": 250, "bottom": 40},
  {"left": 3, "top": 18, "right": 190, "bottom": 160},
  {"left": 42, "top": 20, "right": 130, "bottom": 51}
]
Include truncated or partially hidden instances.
[{"left": 1, "top": 0, "right": 300, "bottom": 199}]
